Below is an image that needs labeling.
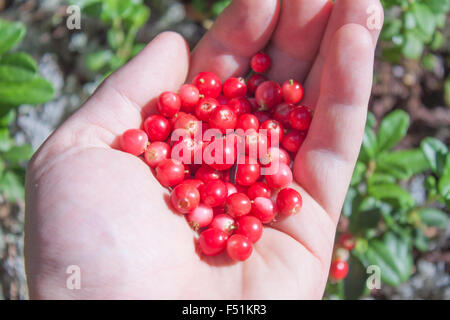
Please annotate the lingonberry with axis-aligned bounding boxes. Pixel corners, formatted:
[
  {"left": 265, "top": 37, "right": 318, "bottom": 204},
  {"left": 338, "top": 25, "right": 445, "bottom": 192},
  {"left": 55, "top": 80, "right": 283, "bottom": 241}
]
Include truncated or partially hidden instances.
[
  {"left": 265, "top": 162, "right": 293, "bottom": 189},
  {"left": 223, "top": 77, "right": 247, "bottom": 99},
  {"left": 195, "top": 97, "right": 219, "bottom": 122},
  {"left": 329, "top": 260, "right": 349, "bottom": 281},
  {"left": 225, "top": 182, "right": 238, "bottom": 196},
  {"left": 179, "top": 84, "right": 200, "bottom": 113},
  {"left": 337, "top": 232, "right": 356, "bottom": 251},
  {"left": 173, "top": 113, "right": 201, "bottom": 137},
  {"left": 281, "top": 129, "right": 306, "bottom": 153},
  {"left": 253, "top": 111, "right": 271, "bottom": 124},
  {"left": 171, "top": 136, "right": 202, "bottom": 164},
  {"left": 187, "top": 203, "right": 214, "bottom": 230},
  {"left": 210, "top": 214, "right": 236, "bottom": 235},
  {"left": 247, "top": 73, "right": 268, "bottom": 95},
  {"left": 259, "top": 147, "right": 291, "bottom": 168},
  {"left": 227, "top": 234, "right": 253, "bottom": 261},
  {"left": 198, "top": 228, "right": 229, "bottom": 256},
  {"left": 144, "top": 141, "right": 171, "bottom": 168},
  {"left": 255, "top": 81, "right": 282, "bottom": 110},
  {"left": 193, "top": 72, "right": 222, "bottom": 98},
  {"left": 273, "top": 103, "right": 295, "bottom": 127},
  {"left": 143, "top": 115, "right": 171, "bottom": 142},
  {"left": 250, "top": 52, "right": 271, "bottom": 73},
  {"left": 228, "top": 97, "right": 252, "bottom": 116},
  {"left": 236, "top": 215, "right": 263, "bottom": 243},
  {"left": 244, "top": 129, "right": 269, "bottom": 158},
  {"left": 170, "top": 183, "right": 200, "bottom": 214},
  {"left": 195, "top": 165, "right": 223, "bottom": 182},
  {"left": 282, "top": 79, "right": 304, "bottom": 104},
  {"left": 181, "top": 178, "right": 205, "bottom": 190},
  {"left": 276, "top": 188, "right": 303, "bottom": 216},
  {"left": 157, "top": 91, "right": 181, "bottom": 118},
  {"left": 236, "top": 113, "right": 260, "bottom": 132},
  {"left": 225, "top": 193, "right": 252, "bottom": 218},
  {"left": 120, "top": 129, "right": 148, "bottom": 156},
  {"left": 260, "top": 119, "right": 284, "bottom": 146},
  {"left": 209, "top": 105, "right": 237, "bottom": 134},
  {"left": 251, "top": 197, "right": 276, "bottom": 223},
  {"left": 199, "top": 179, "right": 228, "bottom": 207},
  {"left": 289, "top": 106, "right": 312, "bottom": 131},
  {"left": 247, "top": 181, "right": 271, "bottom": 200},
  {"left": 236, "top": 156, "right": 261, "bottom": 186},
  {"left": 217, "top": 94, "right": 228, "bottom": 105},
  {"left": 155, "top": 159, "right": 185, "bottom": 188},
  {"left": 169, "top": 111, "right": 187, "bottom": 128},
  {"left": 204, "top": 135, "right": 237, "bottom": 171}
]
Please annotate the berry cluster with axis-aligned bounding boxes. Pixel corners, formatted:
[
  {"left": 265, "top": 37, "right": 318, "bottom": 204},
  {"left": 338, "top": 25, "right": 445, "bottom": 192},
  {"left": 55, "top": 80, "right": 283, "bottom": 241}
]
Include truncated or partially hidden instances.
[
  {"left": 119, "top": 52, "right": 312, "bottom": 262},
  {"left": 329, "top": 232, "right": 355, "bottom": 281}
]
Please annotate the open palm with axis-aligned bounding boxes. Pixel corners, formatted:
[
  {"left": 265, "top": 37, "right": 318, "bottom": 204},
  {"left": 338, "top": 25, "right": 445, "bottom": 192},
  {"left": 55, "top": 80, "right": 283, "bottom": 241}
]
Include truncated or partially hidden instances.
[{"left": 25, "top": 0, "right": 383, "bottom": 299}]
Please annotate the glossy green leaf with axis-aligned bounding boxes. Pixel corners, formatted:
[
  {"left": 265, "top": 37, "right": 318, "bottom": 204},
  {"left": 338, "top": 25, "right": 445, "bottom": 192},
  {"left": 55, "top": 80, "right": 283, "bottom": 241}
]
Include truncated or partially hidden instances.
[
  {"left": 0, "top": 77, "right": 54, "bottom": 105},
  {"left": 0, "top": 19, "right": 26, "bottom": 55},
  {"left": 411, "top": 3, "right": 436, "bottom": 37},
  {"left": 0, "top": 128, "right": 12, "bottom": 151},
  {"left": 418, "top": 208, "right": 448, "bottom": 228},
  {"left": 426, "top": 0, "right": 450, "bottom": 13},
  {"left": 0, "top": 52, "right": 38, "bottom": 72},
  {"left": 402, "top": 32, "right": 423, "bottom": 60},
  {"left": 0, "top": 170, "right": 24, "bottom": 201},
  {"left": 86, "top": 50, "right": 114, "bottom": 71},
  {"left": 420, "top": 137, "right": 448, "bottom": 176},
  {"left": 361, "top": 127, "right": 377, "bottom": 161},
  {"left": 1, "top": 144, "right": 33, "bottom": 164},
  {"left": 377, "top": 149, "right": 429, "bottom": 179},
  {"left": 439, "top": 173, "right": 450, "bottom": 201},
  {"left": 351, "top": 162, "right": 366, "bottom": 186},
  {"left": 377, "top": 110, "right": 410, "bottom": 152},
  {"left": 368, "top": 183, "right": 415, "bottom": 208},
  {"left": 0, "top": 65, "right": 36, "bottom": 82}
]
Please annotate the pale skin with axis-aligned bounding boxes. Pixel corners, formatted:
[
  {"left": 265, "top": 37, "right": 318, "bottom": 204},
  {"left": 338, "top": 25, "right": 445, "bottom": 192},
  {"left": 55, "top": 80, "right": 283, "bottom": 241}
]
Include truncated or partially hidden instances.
[{"left": 25, "top": 0, "right": 384, "bottom": 299}]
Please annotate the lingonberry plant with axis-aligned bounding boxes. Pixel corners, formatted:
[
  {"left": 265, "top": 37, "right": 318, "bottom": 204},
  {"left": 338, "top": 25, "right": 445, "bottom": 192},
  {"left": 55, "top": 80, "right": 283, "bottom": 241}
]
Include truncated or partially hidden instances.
[
  {"left": 118, "top": 51, "right": 311, "bottom": 262},
  {"left": 325, "top": 110, "right": 449, "bottom": 299}
]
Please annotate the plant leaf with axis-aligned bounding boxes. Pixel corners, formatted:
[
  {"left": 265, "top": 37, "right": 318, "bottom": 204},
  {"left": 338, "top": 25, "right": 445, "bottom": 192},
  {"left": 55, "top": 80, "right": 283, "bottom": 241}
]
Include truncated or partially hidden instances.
[
  {"left": 420, "top": 137, "right": 448, "bottom": 176},
  {"left": 377, "top": 110, "right": 410, "bottom": 152},
  {"left": 0, "top": 19, "right": 26, "bottom": 55},
  {"left": 418, "top": 208, "right": 449, "bottom": 228},
  {"left": 0, "top": 77, "right": 54, "bottom": 105},
  {"left": 368, "top": 183, "right": 415, "bottom": 208},
  {"left": 0, "top": 52, "right": 38, "bottom": 72}
]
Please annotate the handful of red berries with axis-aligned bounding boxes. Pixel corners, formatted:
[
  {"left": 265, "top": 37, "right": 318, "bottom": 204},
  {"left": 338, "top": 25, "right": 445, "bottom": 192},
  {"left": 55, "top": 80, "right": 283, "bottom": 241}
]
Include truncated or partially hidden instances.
[{"left": 119, "top": 52, "right": 312, "bottom": 262}]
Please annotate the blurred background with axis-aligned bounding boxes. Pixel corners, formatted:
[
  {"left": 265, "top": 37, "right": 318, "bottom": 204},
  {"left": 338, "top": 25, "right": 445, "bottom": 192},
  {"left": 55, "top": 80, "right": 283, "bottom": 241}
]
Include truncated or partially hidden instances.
[{"left": 0, "top": 0, "right": 449, "bottom": 300}]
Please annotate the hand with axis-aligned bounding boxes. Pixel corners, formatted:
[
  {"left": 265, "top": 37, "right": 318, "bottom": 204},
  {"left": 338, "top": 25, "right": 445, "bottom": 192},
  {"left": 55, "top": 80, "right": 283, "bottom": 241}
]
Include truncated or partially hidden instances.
[{"left": 25, "top": 0, "right": 383, "bottom": 299}]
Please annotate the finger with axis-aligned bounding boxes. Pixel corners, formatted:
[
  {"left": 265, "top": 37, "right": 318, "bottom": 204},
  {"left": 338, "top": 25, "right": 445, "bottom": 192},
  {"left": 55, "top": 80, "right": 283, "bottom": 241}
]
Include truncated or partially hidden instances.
[
  {"left": 302, "top": 0, "right": 384, "bottom": 109},
  {"left": 294, "top": 23, "right": 375, "bottom": 222},
  {"left": 188, "top": 0, "right": 280, "bottom": 81},
  {"left": 265, "top": 0, "right": 332, "bottom": 83}
]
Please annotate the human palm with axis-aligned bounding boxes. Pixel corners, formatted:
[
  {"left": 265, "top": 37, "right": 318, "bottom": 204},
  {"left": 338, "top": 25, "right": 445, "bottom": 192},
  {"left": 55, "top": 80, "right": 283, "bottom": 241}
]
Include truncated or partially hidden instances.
[{"left": 25, "top": 0, "right": 383, "bottom": 299}]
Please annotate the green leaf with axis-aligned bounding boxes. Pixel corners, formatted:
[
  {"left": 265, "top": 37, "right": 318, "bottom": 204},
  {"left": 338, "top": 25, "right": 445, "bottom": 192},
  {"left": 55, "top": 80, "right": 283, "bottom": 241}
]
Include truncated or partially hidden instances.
[
  {"left": 377, "top": 110, "right": 410, "bottom": 152},
  {"left": 124, "top": 4, "right": 150, "bottom": 29},
  {"left": 342, "top": 187, "right": 359, "bottom": 218},
  {"left": 0, "top": 128, "right": 12, "bottom": 151},
  {"left": 430, "top": 31, "right": 444, "bottom": 51},
  {"left": 413, "top": 229, "right": 429, "bottom": 252},
  {"left": 402, "top": 32, "right": 424, "bottom": 60},
  {"left": 366, "top": 112, "right": 377, "bottom": 128},
  {"left": 0, "top": 170, "right": 25, "bottom": 201},
  {"left": 361, "top": 127, "right": 377, "bottom": 161},
  {"left": 0, "top": 65, "right": 36, "bottom": 82},
  {"left": 426, "top": 0, "right": 450, "bottom": 13},
  {"left": 343, "top": 255, "right": 368, "bottom": 300},
  {"left": 381, "top": 19, "right": 402, "bottom": 40},
  {"left": 438, "top": 173, "right": 450, "bottom": 201},
  {"left": 0, "top": 76, "right": 54, "bottom": 105},
  {"left": 0, "top": 19, "right": 26, "bottom": 55},
  {"left": 0, "top": 52, "right": 38, "bottom": 72},
  {"left": 369, "top": 172, "right": 396, "bottom": 185},
  {"left": 411, "top": 3, "right": 436, "bottom": 37},
  {"left": 368, "top": 183, "right": 415, "bottom": 208},
  {"left": 86, "top": 50, "right": 113, "bottom": 71},
  {"left": 0, "top": 108, "right": 16, "bottom": 126},
  {"left": 364, "top": 232, "right": 413, "bottom": 286},
  {"left": 445, "top": 77, "right": 450, "bottom": 107},
  {"left": 420, "top": 137, "right": 448, "bottom": 176},
  {"left": 418, "top": 208, "right": 448, "bottom": 228},
  {"left": 403, "top": 12, "right": 416, "bottom": 30},
  {"left": 377, "top": 149, "right": 429, "bottom": 180},
  {"left": 2, "top": 144, "right": 33, "bottom": 164},
  {"left": 351, "top": 162, "right": 366, "bottom": 186}
]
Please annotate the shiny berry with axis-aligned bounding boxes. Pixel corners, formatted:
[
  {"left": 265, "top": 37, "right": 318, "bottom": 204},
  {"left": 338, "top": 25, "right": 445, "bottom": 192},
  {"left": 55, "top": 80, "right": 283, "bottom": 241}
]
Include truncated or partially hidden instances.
[
  {"left": 247, "top": 182, "right": 271, "bottom": 200},
  {"left": 199, "top": 180, "right": 228, "bottom": 207},
  {"left": 143, "top": 115, "right": 171, "bottom": 142},
  {"left": 227, "top": 234, "right": 253, "bottom": 261},
  {"left": 193, "top": 72, "right": 222, "bottom": 98},
  {"left": 273, "top": 103, "right": 295, "bottom": 127},
  {"left": 281, "top": 130, "right": 306, "bottom": 153},
  {"left": 250, "top": 52, "right": 271, "bottom": 73},
  {"left": 259, "top": 147, "right": 291, "bottom": 168},
  {"left": 198, "top": 228, "right": 229, "bottom": 256},
  {"left": 195, "top": 97, "right": 219, "bottom": 122},
  {"left": 223, "top": 77, "right": 247, "bottom": 99},
  {"left": 253, "top": 111, "right": 271, "bottom": 124},
  {"left": 155, "top": 159, "right": 185, "bottom": 188},
  {"left": 205, "top": 135, "right": 237, "bottom": 171},
  {"left": 251, "top": 197, "right": 275, "bottom": 223},
  {"left": 157, "top": 91, "right": 181, "bottom": 118},
  {"left": 244, "top": 129, "right": 269, "bottom": 158},
  {"left": 170, "top": 183, "right": 200, "bottom": 214},
  {"left": 225, "top": 182, "right": 238, "bottom": 196},
  {"left": 236, "top": 113, "right": 260, "bottom": 132},
  {"left": 225, "top": 193, "right": 252, "bottom": 218},
  {"left": 265, "top": 162, "right": 293, "bottom": 189},
  {"left": 330, "top": 260, "right": 349, "bottom": 281},
  {"left": 338, "top": 232, "right": 356, "bottom": 251},
  {"left": 236, "top": 215, "right": 263, "bottom": 243},
  {"left": 144, "top": 141, "right": 171, "bottom": 168},
  {"left": 173, "top": 113, "right": 201, "bottom": 137},
  {"left": 187, "top": 203, "right": 214, "bottom": 230},
  {"left": 120, "top": 129, "right": 148, "bottom": 156},
  {"left": 260, "top": 119, "right": 284, "bottom": 146},
  {"left": 228, "top": 97, "right": 252, "bottom": 116},
  {"left": 247, "top": 73, "right": 267, "bottom": 94},
  {"left": 289, "top": 106, "right": 312, "bottom": 131},
  {"left": 182, "top": 178, "right": 205, "bottom": 190},
  {"left": 209, "top": 105, "right": 237, "bottom": 134},
  {"left": 236, "top": 156, "right": 261, "bottom": 186},
  {"left": 179, "top": 84, "right": 200, "bottom": 112},
  {"left": 210, "top": 214, "right": 236, "bottom": 235},
  {"left": 255, "top": 81, "right": 282, "bottom": 110},
  {"left": 195, "top": 165, "right": 223, "bottom": 182},
  {"left": 276, "top": 188, "right": 302, "bottom": 216},
  {"left": 282, "top": 79, "right": 304, "bottom": 104}
]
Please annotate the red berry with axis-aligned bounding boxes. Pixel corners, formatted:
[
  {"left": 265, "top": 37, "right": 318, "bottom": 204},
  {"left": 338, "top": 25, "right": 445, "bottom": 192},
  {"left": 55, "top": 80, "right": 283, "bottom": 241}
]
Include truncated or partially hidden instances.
[
  {"left": 157, "top": 91, "right": 181, "bottom": 118},
  {"left": 236, "top": 215, "right": 263, "bottom": 243},
  {"left": 217, "top": 94, "right": 228, "bottom": 105},
  {"left": 247, "top": 73, "right": 268, "bottom": 95},
  {"left": 199, "top": 180, "right": 228, "bottom": 207},
  {"left": 281, "top": 130, "right": 306, "bottom": 153},
  {"left": 273, "top": 103, "right": 295, "bottom": 127},
  {"left": 250, "top": 52, "right": 271, "bottom": 73},
  {"left": 170, "top": 183, "right": 200, "bottom": 214},
  {"left": 210, "top": 214, "right": 235, "bottom": 235},
  {"left": 251, "top": 197, "right": 275, "bottom": 223},
  {"left": 255, "top": 81, "right": 282, "bottom": 110},
  {"left": 223, "top": 77, "right": 247, "bottom": 99},
  {"left": 155, "top": 159, "right": 185, "bottom": 188},
  {"left": 265, "top": 162, "right": 293, "bottom": 189},
  {"left": 209, "top": 105, "right": 237, "bottom": 134},
  {"left": 193, "top": 72, "right": 222, "bottom": 98},
  {"left": 253, "top": 111, "right": 271, "bottom": 124},
  {"left": 247, "top": 182, "right": 271, "bottom": 200},
  {"left": 187, "top": 203, "right": 214, "bottom": 230},
  {"left": 289, "top": 106, "right": 312, "bottom": 131},
  {"left": 143, "top": 115, "right": 171, "bottom": 142},
  {"left": 195, "top": 97, "right": 219, "bottom": 122},
  {"left": 260, "top": 119, "right": 284, "bottom": 146},
  {"left": 179, "top": 84, "right": 200, "bottom": 112},
  {"left": 282, "top": 79, "right": 304, "bottom": 104},
  {"left": 244, "top": 129, "right": 269, "bottom": 158},
  {"left": 227, "top": 234, "right": 253, "bottom": 261},
  {"left": 259, "top": 147, "right": 291, "bottom": 168},
  {"left": 338, "top": 232, "right": 356, "bottom": 251},
  {"left": 236, "top": 113, "right": 260, "bottom": 132},
  {"left": 198, "top": 228, "right": 228, "bottom": 256},
  {"left": 144, "top": 141, "right": 171, "bottom": 168},
  {"left": 182, "top": 178, "right": 205, "bottom": 190},
  {"left": 173, "top": 113, "right": 201, "bottom": 137},
  {"left": 330, "top": 260, "right": 349, "bottom": 281},
  {"left": 225, "top": 182, "right": 238, "bottom": 196},
  {"left": 204, "top": 135, "right": 237, "bottom": 171},
  {"left": 120, "top": 129, "right": 148, "bottom": 156},
  {"left": 171, "top": 136, "right": 203, "bottom": 165},
  {"left": 228, "top": 97, "right": 252, "bottom": 116},
  {"left": 225, "top": 193, "right": 252, "bottom": 218},
  {"left": 195, "top": 165, "right": 223, "bottom": 182},
  {"left": 236, "top": 156, "right": 261, "bottom": 186},
  {"left": 276, "top": 188, "right": 302, "bottom": 216}
]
